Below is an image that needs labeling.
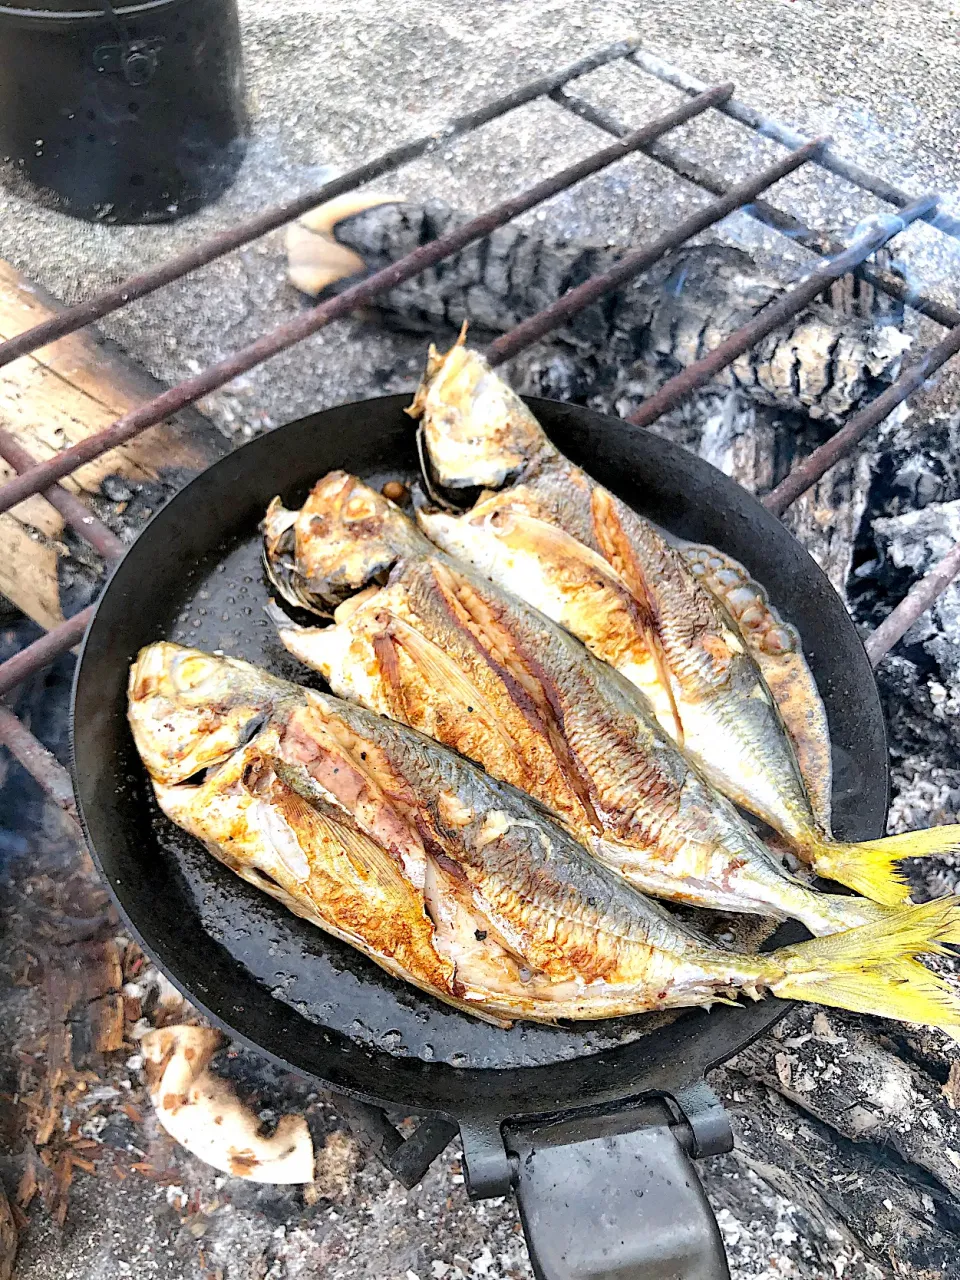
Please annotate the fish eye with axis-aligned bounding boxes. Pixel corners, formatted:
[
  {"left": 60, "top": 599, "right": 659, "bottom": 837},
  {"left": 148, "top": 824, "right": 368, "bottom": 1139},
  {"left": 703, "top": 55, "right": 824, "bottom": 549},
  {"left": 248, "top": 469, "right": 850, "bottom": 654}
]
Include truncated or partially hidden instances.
[
  {"left": 343, "top": 495, "right": 378, "bottom": 523},
  {"left": 172, "top": 654, "right": 219, "bottom": 692}
]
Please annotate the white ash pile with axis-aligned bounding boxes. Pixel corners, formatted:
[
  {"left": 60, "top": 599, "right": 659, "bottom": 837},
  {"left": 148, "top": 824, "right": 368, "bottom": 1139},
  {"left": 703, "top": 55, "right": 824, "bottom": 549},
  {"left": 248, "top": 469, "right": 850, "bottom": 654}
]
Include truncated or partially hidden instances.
[{"left": 848, "top": 411, "right": 960, "bottom": 898}]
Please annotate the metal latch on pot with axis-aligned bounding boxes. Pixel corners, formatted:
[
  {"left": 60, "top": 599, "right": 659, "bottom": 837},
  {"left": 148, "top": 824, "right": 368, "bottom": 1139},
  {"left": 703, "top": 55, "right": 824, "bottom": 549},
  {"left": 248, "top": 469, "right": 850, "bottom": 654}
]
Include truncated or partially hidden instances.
[
  {"left": 94, "top": 0, "right": 164, "bottom": 86},
  {"left": 93, "top": 38, "right": 165, "bottom": 87}
]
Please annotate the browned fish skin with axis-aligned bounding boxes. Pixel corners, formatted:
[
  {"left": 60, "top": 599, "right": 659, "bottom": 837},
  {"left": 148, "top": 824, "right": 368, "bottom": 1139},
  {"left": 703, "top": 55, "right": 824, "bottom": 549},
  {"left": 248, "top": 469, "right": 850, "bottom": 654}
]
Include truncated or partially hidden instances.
[
  {"left": 127, "top": 643, "right": 960, "bottom": 1032},
  {"left": 269, "top": 476, "right": 889, "bottom": 938},
  {"left": 676, "top": 540, "right": 832, "bottom": 828},
  {"left": 410, "top": 343, "right": 960, "bottom": 905},
  {"left": 410, "top": 344, "right": 824, "bottom": 847}
]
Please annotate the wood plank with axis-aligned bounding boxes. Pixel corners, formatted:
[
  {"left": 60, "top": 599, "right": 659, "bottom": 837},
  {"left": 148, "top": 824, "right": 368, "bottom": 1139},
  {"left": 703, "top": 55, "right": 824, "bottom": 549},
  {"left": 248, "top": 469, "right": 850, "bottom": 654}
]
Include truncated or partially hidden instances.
[{"left": 0, "top": 259, "right": 228, "bottom": 628}]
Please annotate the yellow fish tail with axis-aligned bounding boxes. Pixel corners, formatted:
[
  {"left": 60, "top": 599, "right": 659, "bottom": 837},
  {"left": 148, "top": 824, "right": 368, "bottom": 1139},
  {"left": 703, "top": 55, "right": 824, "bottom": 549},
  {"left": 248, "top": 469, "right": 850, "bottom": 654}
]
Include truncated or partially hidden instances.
[
  {"left": 765, "top": 896, "right": 960, "bottom": 1032},
  {"left": 807, "top": 824, "right": 960, "bottom": 906}
]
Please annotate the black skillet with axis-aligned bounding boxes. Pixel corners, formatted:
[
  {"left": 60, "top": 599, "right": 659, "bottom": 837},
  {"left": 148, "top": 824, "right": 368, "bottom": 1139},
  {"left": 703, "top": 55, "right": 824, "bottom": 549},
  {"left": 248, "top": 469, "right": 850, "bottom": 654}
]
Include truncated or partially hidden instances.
[{"left": 72, "top": 395, "right": 888, "bottom": 1280}]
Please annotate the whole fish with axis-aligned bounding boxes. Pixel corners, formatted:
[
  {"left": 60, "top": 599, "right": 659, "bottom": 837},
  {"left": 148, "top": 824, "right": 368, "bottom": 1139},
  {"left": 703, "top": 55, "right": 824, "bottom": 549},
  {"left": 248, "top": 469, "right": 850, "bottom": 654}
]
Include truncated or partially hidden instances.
[
  {"left": 129, "top": 642, "right": 960, "bottom": 1030},
  {"left": 409, "top": 338, "right": 960, "bottom": 905},
  {"left": 286, "top": 195, "right": 910, "bottom": 424},
  {"left": 265, "top": 471, "right": 901, "bottom": 940}
]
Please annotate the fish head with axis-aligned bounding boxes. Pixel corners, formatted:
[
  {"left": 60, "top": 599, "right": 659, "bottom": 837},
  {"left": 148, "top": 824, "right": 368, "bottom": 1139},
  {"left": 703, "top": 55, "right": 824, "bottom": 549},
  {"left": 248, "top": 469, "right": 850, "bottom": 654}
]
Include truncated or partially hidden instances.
[
  {"left": 128, "top": 642, "right": 289, "bottom": 786},
  {"left": 406, "top": 335, "right": 552, "bottom": 502},
  {"left": 262, "top": 471, "right": 424, "bottom": 618}
]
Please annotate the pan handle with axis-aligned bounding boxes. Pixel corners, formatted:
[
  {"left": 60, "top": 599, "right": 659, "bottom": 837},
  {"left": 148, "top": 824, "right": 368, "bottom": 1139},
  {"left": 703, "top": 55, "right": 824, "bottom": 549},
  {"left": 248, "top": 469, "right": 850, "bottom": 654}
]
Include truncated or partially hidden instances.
[{"left": 502, "top": 1092, "right": 731, "bottom": 1280}]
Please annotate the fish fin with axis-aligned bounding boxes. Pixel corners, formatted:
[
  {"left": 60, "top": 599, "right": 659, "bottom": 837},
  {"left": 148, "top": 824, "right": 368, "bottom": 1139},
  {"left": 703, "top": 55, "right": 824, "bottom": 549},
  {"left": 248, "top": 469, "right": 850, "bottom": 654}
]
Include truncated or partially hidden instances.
[
  {"left": 385, "top": 617, "right": 523, "bottom": 762},
  {"left": 775, "top": 959, "right": 960, "bottom": 1034},
  {"left": 768, "top": 898, "right": 960, "bottom": 1032},
  {"left": 281, "top": 789, "right": 409, "bottom": 889},
  {"left": 268, "top": 758, "right": 419, "bottom": 899},
  {"left": 808, "top": 825, "right": 960, "bottom": 906},
  {"left": 588, "top": 489, "right": 684, "bottom": 745},
  {"left": 269, "top": 751, "right": 349, "bottom": 815}
]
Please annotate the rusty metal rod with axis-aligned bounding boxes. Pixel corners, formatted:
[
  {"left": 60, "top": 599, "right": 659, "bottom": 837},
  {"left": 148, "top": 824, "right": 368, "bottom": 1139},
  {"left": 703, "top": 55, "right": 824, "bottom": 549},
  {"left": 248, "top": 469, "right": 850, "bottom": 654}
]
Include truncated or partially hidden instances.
[
  {"left": 487, "top": 138, "right": 823, "bottom": 366},
  {"left": 0, "top": 39, "right": 642, "bottom": 373},
  {"left": 552, "top": 88, "right": 960, "bottom": 333},
  {"left": 0, "top": 427, "right": 124, "bottom": 561},
  {"left": 764, "top": 322, "right": 960, "bottom": 516},
  {"left": 865, "top": 540, "right": 960, "bottom": 665},
  {"left": 0, "top": 84, "right": 732, "bottom": 523},
  {"left": 630, "top": 48, "right": 960, "bottom": 240},
  {"left": 0, "top": 704, "right": 77, "bottom": 815},
  {"left": 0, "top": 606, "right": 93, "bottom": 698},
  {"left": 627, "top": 195, "right": 937, "bottom": 430}
]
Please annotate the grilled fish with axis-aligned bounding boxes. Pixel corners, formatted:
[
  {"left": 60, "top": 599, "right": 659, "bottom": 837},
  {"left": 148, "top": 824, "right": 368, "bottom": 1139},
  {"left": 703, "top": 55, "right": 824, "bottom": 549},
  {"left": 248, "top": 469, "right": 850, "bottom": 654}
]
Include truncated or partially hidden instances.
[
  {"left": 129, "top": 642, "right": 960, "bottom": 1030},
  {"left": 410, "top": 339, "right": 960, "bottom": 905},
  {"left": 287, "top": 195, "right": 910, "bottom": 424},
  {"left": 266, "top": 471, "right": 900, "bottom": 939}
]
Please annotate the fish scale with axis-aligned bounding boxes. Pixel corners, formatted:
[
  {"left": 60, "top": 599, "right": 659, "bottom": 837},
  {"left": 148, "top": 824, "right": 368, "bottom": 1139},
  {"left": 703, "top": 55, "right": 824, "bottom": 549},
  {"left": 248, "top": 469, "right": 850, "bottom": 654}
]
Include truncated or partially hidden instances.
[
  {"left": 409, "top": 340, "right": 960, "bottom": 906},
  {"left": 268, "top": 472, "right": 932, "bottom": 937}
]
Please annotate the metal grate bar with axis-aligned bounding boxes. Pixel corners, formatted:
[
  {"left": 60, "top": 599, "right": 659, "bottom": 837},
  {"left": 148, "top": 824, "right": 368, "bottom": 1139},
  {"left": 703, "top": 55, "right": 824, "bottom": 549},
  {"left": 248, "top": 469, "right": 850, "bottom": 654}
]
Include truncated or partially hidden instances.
[
  {"left": 630, "top": 48, "right": 960, "bottom": 240},
  {"left": 0, "top": 84, "right": 733, "bottom": 521},
  {"left": 0, "top": 427, "right": 124, "bottom": 561},
  {"left": 627, "top": 197, "right": 937, "bottom": 429},
  {"left": 486, "top": 139, "right": 822, "bottom": 366},
  {"left": 1, "top": 45, "right": 959, "bottom": 813},
  {"left": 764, "top": 322, "right": 960, "bottom": 515},
  {"left": 552, "top": 89, "right": 960, "bottom": 333},
  {"left": 865, "top": 540, "right": 960, "bottom": 665},
  {"left": 0, "top": 606, "right": 93, "bottom": 698},
  {"left": 0, "top": 703, "right": 77, "bottom": 815},
  {"left": 0, "top": 40, "right": 642, "bottom": 373}
]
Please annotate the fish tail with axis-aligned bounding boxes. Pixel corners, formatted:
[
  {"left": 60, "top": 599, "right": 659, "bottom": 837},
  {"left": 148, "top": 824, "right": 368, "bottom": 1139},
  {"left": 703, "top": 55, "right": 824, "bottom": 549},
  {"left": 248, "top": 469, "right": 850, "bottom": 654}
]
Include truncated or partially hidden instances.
[
  {"left": 765, "top": 897, "right": 960, "bottom": 1032},
  {"left": 808, "top": 824, "right": 960, "bottom": 906}
]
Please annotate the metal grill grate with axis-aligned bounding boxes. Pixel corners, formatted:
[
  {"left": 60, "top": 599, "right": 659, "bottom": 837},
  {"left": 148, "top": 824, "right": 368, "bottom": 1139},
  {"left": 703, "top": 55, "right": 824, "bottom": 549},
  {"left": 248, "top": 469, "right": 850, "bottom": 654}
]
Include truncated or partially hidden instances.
[{"left": 1, "top": 38, "right": 959, "bottom": 815}]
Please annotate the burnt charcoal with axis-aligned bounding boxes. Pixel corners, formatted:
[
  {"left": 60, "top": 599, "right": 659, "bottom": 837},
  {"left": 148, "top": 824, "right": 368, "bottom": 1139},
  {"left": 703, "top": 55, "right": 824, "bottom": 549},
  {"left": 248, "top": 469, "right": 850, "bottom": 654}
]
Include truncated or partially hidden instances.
[
  {"left": 851, "top": 412, "right": 960, "bottom": 683},
  {"left": 99, "top": 475, "right": 135, "bottom": 503},
  {"left": 860, "top": 412, "right": 960, "bottom": 521},
  {"left": 88, "top": 470, "right": 195, "bottom": 541},
  {"left": 56, "top": 526, "right": 107, "bottom": 616},
  {"left": 330, "top": 201, "right": 911, "bottom": 423},
  {"left": 871, "top": 500, "right": 960, "bottom": 683}
]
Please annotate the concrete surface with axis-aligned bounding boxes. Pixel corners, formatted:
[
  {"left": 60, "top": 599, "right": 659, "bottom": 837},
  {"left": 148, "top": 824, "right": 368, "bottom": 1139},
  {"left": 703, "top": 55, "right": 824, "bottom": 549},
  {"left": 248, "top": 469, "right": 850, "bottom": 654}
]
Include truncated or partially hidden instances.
[{"left": 2, "top": 2, "right": 960, "bottom": 1277}]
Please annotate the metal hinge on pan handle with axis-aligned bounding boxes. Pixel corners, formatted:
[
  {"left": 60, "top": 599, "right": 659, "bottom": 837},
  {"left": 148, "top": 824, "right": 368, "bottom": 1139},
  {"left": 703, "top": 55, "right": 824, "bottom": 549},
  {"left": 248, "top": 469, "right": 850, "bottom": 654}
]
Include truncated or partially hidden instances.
[
  {"left": 94, "top": 0, "right": 165, "bottom": 87},
  {"left": 462, "top": 1081, "right": 733, "bottom": 1280},
  {"left": 331, "top": 1095, "right": 460, "bottom": 1189}
]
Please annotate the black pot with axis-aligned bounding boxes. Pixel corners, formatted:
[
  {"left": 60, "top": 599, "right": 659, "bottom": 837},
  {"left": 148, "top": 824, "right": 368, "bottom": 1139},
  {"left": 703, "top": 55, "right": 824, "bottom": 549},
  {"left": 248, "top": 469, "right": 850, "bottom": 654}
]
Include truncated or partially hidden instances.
[{"left": 0, "top": 0, "right": 249, "bottom": 223}]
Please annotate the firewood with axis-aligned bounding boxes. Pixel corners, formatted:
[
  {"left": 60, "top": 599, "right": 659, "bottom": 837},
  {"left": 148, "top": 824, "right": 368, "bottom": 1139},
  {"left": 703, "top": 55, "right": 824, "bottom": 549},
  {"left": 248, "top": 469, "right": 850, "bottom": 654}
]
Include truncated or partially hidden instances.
[
  {"left": 0, "top": 1183, "right": 15, "bottom": 1280},
  {"left": 0, "top": 259, "right": 226, "bottom": 629}
]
